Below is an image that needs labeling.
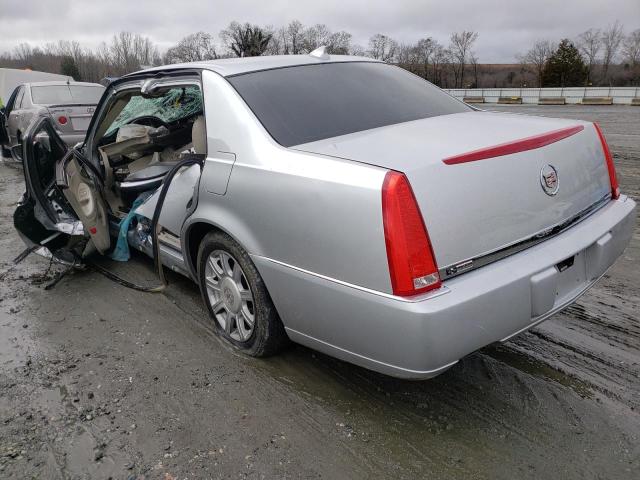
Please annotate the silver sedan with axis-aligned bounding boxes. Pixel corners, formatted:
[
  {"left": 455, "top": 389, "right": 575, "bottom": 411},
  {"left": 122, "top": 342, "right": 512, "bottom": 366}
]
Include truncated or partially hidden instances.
[
  {"left": 2, "top": 81, "right": 104, "bottom": 158},
  {"left": 14, "top": 51, "right": 636, "bottom": 379}
]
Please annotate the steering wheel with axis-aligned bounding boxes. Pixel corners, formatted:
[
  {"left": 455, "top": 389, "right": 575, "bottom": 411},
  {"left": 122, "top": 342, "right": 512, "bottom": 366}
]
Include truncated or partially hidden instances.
[{"left": 127, "top": 116, "right": 169, "bottom": 129}]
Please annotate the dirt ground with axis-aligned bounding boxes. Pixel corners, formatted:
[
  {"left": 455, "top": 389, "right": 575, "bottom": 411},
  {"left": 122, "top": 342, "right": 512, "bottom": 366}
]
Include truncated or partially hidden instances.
[{"left": 0, "top": 105, "right": 638, "bottom": 480}]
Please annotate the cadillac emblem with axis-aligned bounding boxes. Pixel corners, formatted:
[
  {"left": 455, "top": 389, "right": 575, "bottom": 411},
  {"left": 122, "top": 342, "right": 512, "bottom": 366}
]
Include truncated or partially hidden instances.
[{"left": 540, "top": 164, "right": 559, "bottom": 196}]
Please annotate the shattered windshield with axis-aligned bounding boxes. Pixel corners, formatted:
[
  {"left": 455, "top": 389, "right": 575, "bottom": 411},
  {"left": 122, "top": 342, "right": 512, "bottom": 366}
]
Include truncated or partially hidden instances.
[{"left": 105, "top": 86, "right": 203, "bottom": 136}]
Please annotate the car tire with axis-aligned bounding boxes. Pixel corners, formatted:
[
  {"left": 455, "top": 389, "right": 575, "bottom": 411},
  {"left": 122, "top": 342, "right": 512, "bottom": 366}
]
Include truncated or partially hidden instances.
[{"left": 197, "top": 231, "right": 288, "bottom": 357}]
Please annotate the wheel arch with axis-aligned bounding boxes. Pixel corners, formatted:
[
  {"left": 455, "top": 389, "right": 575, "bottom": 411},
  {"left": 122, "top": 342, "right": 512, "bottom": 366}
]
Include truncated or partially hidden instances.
[{"left": 184, "top": 220, "right": 253, "bottom": 279}]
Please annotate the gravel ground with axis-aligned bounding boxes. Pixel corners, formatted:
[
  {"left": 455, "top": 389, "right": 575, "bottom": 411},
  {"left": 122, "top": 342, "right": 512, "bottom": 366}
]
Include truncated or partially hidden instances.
[{"left": 0, "top": 105, "right": 638, "bottom": 479}]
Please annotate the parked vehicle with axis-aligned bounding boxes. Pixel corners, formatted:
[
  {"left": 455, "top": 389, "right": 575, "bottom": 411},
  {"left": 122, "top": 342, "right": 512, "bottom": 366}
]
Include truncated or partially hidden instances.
[
  {"left": 0, "top": 68, "right": 73, "bottom": 104},
  {"left": 2, "top": 81, "right": 104, "bottom": 160},
  {"left": 1, "top": 68, "right": 73, "bottom": 157},
  {"left": 13, "top": 50, "right": 636, "bottom": 379}
]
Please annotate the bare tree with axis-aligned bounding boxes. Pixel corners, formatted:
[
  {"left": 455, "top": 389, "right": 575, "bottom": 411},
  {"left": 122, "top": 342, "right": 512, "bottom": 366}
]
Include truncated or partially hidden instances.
[
  {"left": 415, "top": 37, "right": 437, "bottom": 80},
  {"left": 622, "top": 29, "right": 640, "bottom": 67},
  {"left": 577, "top": 29, "right": 601, "bottom": 84},
  {"left": 221, "top": 22, "right": 272, "bottom": 57},
  {"left": 449, "top": 31, "right": 478, "bottom": 87},
  {"left": 165, "top": 32, "right": 217, "bottom": 63},
  {"left": 13, "top": 43, "right": 33, "bottom": 62},
  {"left": 431, "top": 44, "right": 449, "bottom": 86},
  {"left": 520, "top": 39, "right": 553, "bottom": 87},
  {"left": 470, "top": 53, "right": 481, "bottom": 87},
  {"left": 396, "top": 43, "right": 420, "bottom": 74},
  {"left": 348, "top": 44, "right": 366, "bottom": 56},
  {"left": 368, "top": 34, "right": 398, "bottom": 62},
  {"left": 263, "top": 25, "right": 284, "bottom": 55},
  {"left": 326, "top": 31, "right": 352, "bottom": 55},
  {"left": 108, "top": 32, "right": 159, "bottom": 73},
  {"left": 285, "top": 20, "right": 305, "bottom": 54},
  {"left": 601, "top": 21, "right": 624, "bottom": 84},
  {"left": 303, "top": 24, "right": 331, "bottom": 53}
]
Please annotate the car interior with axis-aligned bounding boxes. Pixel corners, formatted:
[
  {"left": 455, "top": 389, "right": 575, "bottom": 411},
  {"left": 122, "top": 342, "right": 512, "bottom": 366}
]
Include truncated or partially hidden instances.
[{"left": 90, "top": 83, "right": 206, "bottom": 216}]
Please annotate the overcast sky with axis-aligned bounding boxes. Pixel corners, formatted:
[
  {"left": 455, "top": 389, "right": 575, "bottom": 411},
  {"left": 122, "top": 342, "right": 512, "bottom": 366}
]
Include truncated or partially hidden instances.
[{"left": 0, "top": 0, "right": 638, "bottom": 62}]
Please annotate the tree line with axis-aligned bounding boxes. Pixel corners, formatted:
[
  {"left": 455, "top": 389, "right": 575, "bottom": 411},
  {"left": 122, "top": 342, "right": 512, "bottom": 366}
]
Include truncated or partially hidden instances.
[
  {"left": 521, "top": 22, "right": 639, "bottom": 87},
  {"left": 0, "top": 20, "right": 638, "bottom": 88}
]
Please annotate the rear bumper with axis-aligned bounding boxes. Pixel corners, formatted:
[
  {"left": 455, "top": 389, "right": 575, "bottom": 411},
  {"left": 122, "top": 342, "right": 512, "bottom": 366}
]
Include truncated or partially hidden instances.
[{"left": 254, "top": 195, "right": 636, "bottom": 379}]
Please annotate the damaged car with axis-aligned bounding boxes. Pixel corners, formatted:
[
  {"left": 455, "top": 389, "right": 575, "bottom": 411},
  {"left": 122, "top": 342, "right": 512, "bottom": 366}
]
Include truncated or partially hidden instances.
[{"left": 13, "top": 49, "right": 636, "bottom": 379}]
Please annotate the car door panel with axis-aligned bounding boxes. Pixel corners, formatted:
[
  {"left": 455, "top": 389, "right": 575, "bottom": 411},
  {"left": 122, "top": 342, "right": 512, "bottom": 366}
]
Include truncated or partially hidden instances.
[
  {"left": 7, "top": 87, "right": 23, "bottom": 145},
  {"left": 14, "top": 116, "right": 73, "bottom": 250},
  {"left": 2, "top": 87, "right": 20, "bottom": 146},
  {"left": 14, "top": 115, "right": 111, "bottom": 259},
  {"left": 0, "top": 109, "right": 8, "bottom": 145},
  {"left": 59, "top": 153, "right": 111, "bottom": 253}
]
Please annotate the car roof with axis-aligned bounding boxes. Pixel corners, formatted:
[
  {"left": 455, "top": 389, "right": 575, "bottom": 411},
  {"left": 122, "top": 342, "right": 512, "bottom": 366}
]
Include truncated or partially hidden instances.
[
  {"left": 26, "top": 81, "right": 105, "bottom": 88},
  {"left": 132, "top": 54, "right": 382, "bottom": 78}
]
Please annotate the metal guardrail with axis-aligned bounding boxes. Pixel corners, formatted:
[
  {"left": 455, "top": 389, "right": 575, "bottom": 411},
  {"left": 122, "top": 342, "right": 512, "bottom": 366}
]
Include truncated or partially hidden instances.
[{"left": 445, "top": 87, "right": 640, "bottom": 105}]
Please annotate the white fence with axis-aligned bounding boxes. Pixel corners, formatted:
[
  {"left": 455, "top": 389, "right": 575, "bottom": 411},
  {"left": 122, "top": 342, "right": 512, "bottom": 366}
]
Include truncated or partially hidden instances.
[{"left": 444, "top": 87, "right": 640, "bottom": 105}]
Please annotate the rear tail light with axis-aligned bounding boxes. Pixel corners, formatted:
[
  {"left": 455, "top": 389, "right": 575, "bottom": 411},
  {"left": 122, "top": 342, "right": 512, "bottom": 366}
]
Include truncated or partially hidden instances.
[
  {"left": 593, "top": 123, "right": 620, "bottom": 199},
  {"left": 57, "top": 115, "right": 68, "bottom": 125},
  {"left": 382, "top": 171, "right": 441, "bottom": 296}
]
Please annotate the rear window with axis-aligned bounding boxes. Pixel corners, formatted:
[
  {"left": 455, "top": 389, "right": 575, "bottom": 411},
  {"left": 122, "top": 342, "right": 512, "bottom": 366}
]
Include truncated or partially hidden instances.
[
  {"left": 228, "top": 62, "right": 470, "bottom": 147},
  {"left": 31, "top": 85, "right": 104, "bottom": 105}
]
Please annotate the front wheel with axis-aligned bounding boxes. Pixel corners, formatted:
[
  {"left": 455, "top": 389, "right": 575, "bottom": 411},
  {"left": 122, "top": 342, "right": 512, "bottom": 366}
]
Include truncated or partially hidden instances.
[{"left": 197, "top": 231, "right": 288, "bottom": 357}]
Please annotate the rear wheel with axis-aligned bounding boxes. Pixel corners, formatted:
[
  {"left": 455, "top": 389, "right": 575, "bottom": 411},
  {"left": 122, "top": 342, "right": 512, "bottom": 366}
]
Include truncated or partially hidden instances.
[{"left": 197, "top": 231, "right": 288, "bottom": 357}]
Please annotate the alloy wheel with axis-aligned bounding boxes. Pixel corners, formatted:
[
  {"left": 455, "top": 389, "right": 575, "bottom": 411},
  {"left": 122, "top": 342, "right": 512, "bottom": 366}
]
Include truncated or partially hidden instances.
[{"left": 204, "top": 249, "right": 255, "bottom": 342}]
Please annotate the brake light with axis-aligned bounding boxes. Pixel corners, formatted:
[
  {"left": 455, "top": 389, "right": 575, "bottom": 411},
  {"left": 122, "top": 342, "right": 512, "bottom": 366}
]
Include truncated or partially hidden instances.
[
  {"left": 593, "top": 123, "right": 620, "bottom": 199},
  {"left": 382, "top": 171, "right": 441, "bottom": 296},
  {"left": 57, "top": 116, "right": 68, "bottom": 125}
]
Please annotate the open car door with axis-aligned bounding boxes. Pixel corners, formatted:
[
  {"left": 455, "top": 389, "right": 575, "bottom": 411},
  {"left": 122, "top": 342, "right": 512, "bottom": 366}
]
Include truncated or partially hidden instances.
[
  {"left": 13, "top": 115, "right": 111, "bottom": 261},
  {"left": 0, "top": 87, "right": 19, "bottom": 151},
  {"left": 0, "top": 108, "right": 8, "bottom": 147}
]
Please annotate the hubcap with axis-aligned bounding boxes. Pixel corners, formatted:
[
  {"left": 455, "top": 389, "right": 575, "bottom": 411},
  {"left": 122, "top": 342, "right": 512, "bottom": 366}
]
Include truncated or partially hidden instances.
[{"left": 204, "top": 250, "right": 255, "bottom": 342}]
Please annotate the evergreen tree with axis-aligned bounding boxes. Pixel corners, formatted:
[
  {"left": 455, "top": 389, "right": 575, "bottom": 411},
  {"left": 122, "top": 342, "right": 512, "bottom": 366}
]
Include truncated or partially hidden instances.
[
  {"left": 60, "top": 56, "right": 81, "bottom": 81},
  {"left": 542, "top": 40, "right": 587, "bottom": 87}
]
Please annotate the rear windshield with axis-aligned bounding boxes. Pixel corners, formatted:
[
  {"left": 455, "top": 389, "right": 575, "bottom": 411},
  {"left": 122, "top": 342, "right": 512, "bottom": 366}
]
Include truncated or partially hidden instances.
[
  {"left": 31, "top": 85, "right": 104, "bottom": 105},
  {"left": 228, "top": 62, "right": 470, "bottom": 147}
]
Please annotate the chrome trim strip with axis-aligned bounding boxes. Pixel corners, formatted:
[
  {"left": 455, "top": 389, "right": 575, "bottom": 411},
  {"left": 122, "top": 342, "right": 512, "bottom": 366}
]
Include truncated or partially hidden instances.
[
  {"left": 251, "top": 255, "right": 451, "bottom": 303},
  {"left": 440, "top": 193, "right": 612, "bottom": 280}
]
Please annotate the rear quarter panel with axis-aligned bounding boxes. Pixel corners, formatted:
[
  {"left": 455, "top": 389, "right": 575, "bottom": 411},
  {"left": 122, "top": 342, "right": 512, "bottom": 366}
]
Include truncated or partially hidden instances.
[{"left": 187, "top": 69, "right": 392, "bottom": 293}]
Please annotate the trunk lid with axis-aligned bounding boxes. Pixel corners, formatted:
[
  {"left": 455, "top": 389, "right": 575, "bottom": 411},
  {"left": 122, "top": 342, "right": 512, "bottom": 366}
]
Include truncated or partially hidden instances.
[
  {"left": 293, "top": 111, "right": 611, "bottom": 276},
  {"left": 46, "top": 104, "right": 96, "bottom": 135}
]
